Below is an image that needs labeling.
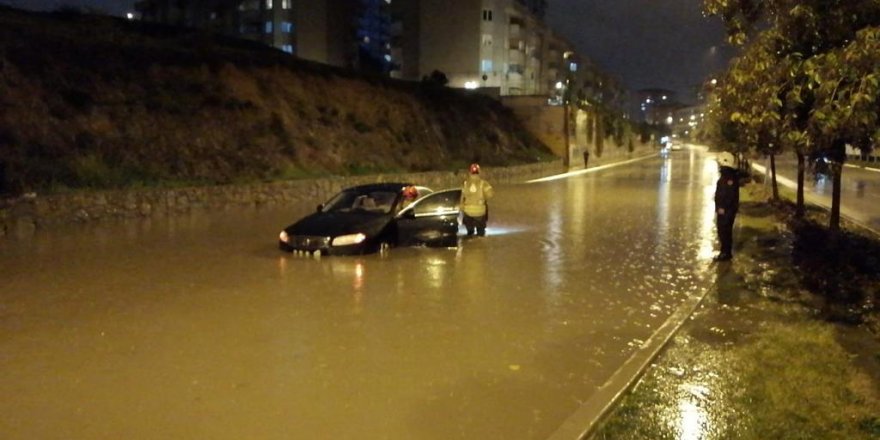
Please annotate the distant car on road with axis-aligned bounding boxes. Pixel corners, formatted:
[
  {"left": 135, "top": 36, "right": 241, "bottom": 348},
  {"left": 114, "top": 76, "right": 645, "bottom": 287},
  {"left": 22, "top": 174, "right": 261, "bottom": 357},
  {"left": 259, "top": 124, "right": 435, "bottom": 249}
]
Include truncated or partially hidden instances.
[
  {"left": 669, "top": 138, "right": 683, "bottom": 150},
  {"left": 278, "top": 183, "right": 462, "bottom": 256}
]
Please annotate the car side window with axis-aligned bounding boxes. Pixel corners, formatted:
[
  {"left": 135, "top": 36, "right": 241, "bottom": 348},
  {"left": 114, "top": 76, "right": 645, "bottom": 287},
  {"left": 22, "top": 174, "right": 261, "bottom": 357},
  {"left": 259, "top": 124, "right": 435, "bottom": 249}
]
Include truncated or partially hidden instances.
[{"left": 413, "top": 191, "right": 460, "bottom": 217}]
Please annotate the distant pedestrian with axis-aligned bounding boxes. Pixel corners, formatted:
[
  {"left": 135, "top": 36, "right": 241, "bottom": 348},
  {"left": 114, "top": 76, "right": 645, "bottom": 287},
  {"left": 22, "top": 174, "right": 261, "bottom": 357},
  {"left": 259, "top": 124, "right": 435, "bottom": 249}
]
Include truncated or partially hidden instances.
[
  {"left": 460, "top": 163, "right": 494, "bottom": 236},
  {"left": 714, "top": 152, "right": 740, "bottom": 261},
  {"left": 583, "top": 149, "right": 590, "bottom": 168}
]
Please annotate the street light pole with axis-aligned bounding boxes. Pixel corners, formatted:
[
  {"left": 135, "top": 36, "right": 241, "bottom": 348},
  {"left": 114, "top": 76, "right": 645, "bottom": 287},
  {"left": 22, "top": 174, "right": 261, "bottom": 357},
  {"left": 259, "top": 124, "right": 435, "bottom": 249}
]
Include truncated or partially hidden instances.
[
  {"left": 561, "top": 51, "right": 575, "bottom": 169},
  {"left": 563, "top": 83, "right": 570, "bottom": 168}
]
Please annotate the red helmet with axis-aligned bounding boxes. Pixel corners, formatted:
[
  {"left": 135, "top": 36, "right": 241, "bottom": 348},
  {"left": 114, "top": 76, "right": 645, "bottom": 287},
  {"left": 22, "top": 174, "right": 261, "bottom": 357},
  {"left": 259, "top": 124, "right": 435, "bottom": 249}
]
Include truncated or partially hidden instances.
[
  {"left": 403, "top": 185, "right": 419, "bottom": 199},
  {"left": 469, "top": 163, "right": 480, "bottom": 174}
]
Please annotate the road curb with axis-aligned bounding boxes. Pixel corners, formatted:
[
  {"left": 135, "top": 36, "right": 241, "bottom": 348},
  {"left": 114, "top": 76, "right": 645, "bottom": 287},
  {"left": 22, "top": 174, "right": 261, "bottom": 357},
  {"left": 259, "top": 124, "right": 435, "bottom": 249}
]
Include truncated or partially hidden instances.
[{"left": 546, "top": 280, "right": 715, "bottom": 440}]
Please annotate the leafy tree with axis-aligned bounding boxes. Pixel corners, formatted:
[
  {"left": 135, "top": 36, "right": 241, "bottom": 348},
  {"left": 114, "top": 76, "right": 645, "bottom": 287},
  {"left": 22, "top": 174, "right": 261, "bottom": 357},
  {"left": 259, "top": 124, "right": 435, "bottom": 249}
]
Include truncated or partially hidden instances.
[{"left": 704, "top": 0, "right": 880, "bottom": 229}]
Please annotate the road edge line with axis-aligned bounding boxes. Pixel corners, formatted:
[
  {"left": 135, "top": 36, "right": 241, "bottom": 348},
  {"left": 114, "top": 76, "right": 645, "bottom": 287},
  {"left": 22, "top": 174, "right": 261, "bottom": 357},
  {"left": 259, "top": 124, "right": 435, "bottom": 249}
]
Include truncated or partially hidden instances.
[
  {"left": 525, "top": 153, "right": 658, "bottom": 183},
  {"left": 547, "top": 283, "right": 714, "bottom": 440}
]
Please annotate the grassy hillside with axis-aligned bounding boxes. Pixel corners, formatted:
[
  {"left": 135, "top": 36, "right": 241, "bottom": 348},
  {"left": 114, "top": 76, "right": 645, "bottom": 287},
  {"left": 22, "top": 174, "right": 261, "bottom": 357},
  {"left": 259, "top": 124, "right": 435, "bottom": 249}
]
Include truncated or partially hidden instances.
[{"left": 0, "top": 6, "right": 552, "bottom": 196}]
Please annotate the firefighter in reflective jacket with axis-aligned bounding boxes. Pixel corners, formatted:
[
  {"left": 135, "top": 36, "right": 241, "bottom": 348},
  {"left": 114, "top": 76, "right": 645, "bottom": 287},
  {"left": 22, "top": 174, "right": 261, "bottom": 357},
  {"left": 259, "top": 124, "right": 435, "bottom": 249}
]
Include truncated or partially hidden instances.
[{"left": 460, "top": 163, "right": 494, "bottom": 236}]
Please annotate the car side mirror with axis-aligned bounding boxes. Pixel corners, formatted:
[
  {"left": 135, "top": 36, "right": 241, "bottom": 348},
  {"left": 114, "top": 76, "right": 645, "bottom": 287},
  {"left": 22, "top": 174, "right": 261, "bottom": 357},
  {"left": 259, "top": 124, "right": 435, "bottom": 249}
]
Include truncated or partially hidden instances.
[{"left": 316, "top": 204, "right": 324, "bottom": 213}]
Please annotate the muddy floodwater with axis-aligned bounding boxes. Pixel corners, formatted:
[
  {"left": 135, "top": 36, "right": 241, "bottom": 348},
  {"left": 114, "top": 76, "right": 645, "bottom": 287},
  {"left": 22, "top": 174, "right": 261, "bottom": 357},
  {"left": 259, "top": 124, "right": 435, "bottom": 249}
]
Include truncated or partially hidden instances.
[{"left": 1, "top": 150, "right": 722, "bottom": 439}]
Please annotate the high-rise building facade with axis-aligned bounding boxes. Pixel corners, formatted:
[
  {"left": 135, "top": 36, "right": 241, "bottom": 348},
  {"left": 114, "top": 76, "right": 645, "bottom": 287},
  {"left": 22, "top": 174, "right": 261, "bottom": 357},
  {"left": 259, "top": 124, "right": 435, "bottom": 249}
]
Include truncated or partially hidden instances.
[
  {"left": 135, "top": 0, "right": 393, "bottom": 72},
  {"left": 390, "top": 0, "right": 556, "bottom": 95},
  {"left": 135, "top": 0, "right": 625, "bottom": 105}
]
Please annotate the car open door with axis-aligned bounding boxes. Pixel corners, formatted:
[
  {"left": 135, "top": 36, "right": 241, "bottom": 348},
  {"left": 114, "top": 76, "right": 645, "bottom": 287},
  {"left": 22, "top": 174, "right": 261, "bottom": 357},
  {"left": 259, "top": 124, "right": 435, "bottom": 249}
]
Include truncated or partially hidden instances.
[{"left": 395, "top": 189, "right": 461, "bottom": 247}]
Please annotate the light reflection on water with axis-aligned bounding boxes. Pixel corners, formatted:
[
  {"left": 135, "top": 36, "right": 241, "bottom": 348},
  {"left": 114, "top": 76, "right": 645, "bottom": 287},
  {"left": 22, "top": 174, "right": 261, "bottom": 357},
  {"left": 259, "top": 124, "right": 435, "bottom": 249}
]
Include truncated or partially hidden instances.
[
  {"left": 699, "top": 156, "right": 721, "bottom": 261},
  {"left": 678, "top": 398, "right": 710, "bottom": 440}
]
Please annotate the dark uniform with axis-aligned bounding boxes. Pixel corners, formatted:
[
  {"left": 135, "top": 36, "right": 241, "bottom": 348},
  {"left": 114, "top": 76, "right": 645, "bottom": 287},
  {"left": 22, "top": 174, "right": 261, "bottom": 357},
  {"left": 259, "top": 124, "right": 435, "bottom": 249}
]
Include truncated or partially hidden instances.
[{"left": 714, "top": 166, "right": 740, "bottom": 260}]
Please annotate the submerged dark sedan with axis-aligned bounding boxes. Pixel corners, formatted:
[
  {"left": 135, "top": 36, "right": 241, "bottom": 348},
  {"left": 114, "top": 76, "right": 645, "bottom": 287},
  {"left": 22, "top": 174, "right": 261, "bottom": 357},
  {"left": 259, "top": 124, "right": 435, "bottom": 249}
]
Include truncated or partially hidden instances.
[{"left": 278, "top": 183, "right": 462, "bottom": 256}]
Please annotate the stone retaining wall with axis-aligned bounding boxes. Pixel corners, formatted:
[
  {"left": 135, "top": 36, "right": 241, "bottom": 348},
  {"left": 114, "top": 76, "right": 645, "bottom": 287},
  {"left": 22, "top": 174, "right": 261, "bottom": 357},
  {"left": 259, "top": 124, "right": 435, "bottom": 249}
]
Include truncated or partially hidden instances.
[{"left": 0, "top": 160, "right": 565, "bottom": 240}]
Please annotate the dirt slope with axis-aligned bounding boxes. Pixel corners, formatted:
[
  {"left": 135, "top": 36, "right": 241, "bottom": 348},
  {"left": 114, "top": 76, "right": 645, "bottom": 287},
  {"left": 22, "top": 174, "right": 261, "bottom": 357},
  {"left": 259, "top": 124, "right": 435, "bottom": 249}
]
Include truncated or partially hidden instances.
[{"left": 0, "top": 6, "right": 551, "bottom": 195}]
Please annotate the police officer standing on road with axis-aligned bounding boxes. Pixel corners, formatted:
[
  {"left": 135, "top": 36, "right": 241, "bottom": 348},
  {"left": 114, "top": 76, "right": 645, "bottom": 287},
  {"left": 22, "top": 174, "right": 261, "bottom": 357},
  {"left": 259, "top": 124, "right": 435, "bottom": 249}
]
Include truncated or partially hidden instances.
[
  {"left": 460, "top": 163, "right": 494, "bottom": 236},
  {"left": 714, "top": 152, "right": 740, "bottom": 261}
]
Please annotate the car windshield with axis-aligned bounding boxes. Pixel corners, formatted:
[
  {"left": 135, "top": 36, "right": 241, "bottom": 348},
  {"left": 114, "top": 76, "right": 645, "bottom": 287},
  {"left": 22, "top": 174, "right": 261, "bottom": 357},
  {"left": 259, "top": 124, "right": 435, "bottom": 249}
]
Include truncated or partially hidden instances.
[{"left": 322, "top": 189, "right": 399, "bottom": 214}]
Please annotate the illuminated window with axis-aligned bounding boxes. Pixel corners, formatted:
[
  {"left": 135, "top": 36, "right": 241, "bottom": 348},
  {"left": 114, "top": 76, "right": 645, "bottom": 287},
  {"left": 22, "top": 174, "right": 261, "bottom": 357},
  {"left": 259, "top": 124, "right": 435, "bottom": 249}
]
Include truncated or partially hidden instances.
[
  {"left": 281, "top": 21, "right": 293, "bottom": 33},
  {"left": 266, "top": 0, "right": 273, "bottom": 8},
  {"left": 265, "top": 21, "right": 273, "bottom": 33},
  {"left": 569, "top": 62, "right": 577, "bottom": 72},
  {"left": 282, "top": 44, "right": 294, "bottom": 53},
  {"left": 482, "top": 9, "right": 493, "bottom": 21},
  {"left": 282, "top": 0, "right": 291, "bottom": 8},
  {"left": 238, "top": 0, "right": 259, "bottom": 11},
  {"left": 481, "top": 34, "right": 493, "bottom": 46},
  {"left": 481, "top": 59, "right": 493, "bottom": 72}
]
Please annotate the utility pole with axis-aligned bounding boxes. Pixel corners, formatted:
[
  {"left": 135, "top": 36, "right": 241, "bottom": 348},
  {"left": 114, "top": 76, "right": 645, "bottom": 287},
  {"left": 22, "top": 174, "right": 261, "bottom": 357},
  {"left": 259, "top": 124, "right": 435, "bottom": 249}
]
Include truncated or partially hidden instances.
[
  {"left": 562, "top": 51, "right": 574, "bottom": 169},
  {"left": 563, "top": 78, "right": 570, "bottom": 168}
]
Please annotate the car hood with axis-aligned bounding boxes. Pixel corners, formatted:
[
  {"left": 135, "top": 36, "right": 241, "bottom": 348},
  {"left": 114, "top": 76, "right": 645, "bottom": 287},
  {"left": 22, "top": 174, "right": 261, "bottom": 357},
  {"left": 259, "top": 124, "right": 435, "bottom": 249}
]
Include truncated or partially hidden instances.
[{"left": 285, "top": 212, "right": 392, "bottom": 237}]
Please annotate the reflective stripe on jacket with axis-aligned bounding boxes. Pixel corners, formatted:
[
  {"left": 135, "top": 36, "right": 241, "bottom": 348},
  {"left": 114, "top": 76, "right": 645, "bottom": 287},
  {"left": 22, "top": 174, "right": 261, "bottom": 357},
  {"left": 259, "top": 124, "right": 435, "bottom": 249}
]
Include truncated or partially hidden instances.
[{"left": 460, "top": 175, "right": 493, "bottom": 217}]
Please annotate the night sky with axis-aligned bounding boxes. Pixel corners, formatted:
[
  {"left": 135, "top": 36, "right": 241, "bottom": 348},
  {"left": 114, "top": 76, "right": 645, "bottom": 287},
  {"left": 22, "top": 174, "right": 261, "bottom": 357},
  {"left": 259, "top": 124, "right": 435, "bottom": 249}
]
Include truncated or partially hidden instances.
[
  {"left": 546, "top": 0, "right": 737, "bottom": 102},
  {"left": 0, "top": 0, "right": 135, "bottom": 16},
  {"left": 2, "top": 0, "right": 736, "bottom": 103}
]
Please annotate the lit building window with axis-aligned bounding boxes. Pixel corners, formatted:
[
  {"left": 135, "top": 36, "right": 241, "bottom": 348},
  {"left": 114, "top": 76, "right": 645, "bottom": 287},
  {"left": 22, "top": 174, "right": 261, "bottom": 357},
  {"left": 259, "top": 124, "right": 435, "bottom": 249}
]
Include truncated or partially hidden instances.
[
  {"left": 239, "top": 0, "right": 259, "bottom": 11},
  {"left": 265, "top": 21, "right": 273, "bottom": 33},
  {"left": 481, "top": 59, "right": 493, "bottom": 72},
  {"left": 282, "top": 44, "right": 294, "bottom": 53},
  {"left": 482, "top": 9, "right": 493, "bottom": 21},
  {"left": 281, "top": 21, "right": 294, "bottom": 33},
  {"left": 569, "top": 62, "right": 577, "bottom": 72},
  {"left": 481, "top": 34, "right": 493, "bottom": 46},
  {"left": 266, "top": 0, "right": 273, "bottom": 8},
  {"left": 282, "top": 0, "right": 291, "bottom": 8}
]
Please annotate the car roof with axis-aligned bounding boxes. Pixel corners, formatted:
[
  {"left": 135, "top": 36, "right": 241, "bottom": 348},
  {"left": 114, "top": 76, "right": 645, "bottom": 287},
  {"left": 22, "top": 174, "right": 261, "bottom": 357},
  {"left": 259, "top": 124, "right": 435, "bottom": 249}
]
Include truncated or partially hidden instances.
[{"left": 343, "top": 182, "right": 416, "bottom": 193}]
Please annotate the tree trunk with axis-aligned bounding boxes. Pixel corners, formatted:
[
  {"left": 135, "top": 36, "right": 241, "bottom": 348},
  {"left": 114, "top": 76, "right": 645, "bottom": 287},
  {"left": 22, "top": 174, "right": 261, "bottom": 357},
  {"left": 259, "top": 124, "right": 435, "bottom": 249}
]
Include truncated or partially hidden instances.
[
  {"left": 796, "top": 152, "right": 805, "bottom": 217},
  {"left": 830, "top": 162, "right": 842, "bottom": 231},
  {"left": 770, "top": 153, "right": 779, "bottom": 201}
]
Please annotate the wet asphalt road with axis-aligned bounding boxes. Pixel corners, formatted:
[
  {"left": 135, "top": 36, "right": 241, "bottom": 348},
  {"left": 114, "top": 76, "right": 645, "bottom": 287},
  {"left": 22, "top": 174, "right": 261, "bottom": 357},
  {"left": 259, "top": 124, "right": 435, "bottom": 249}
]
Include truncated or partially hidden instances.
[
  {"left": 758, "top": 157, "right": 880, "bottom": 232},
  {"left": 0, "top": 148, "right": 722, "bottom": 439}
]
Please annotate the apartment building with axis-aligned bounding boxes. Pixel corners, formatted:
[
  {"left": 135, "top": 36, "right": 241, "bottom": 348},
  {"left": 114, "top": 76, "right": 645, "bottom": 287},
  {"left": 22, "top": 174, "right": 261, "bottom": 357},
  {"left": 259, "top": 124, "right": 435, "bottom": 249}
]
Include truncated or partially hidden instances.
[
  {"left": 135, "top": 0, "right": 393, "bottom": 72},
  {"left": 134, "top": 0, "right": 625, "bottom": 106},
  {"left": 636, "top": 88, "right": 684, "bottom": 124},
  {"left": 390, "top": 0, "right": 552, "bottom": 95}
]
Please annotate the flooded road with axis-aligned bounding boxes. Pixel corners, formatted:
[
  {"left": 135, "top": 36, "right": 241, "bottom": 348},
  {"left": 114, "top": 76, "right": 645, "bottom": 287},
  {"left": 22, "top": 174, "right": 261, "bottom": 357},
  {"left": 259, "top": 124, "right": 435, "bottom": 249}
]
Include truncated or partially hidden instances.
[{"left": 1, "top": 149, "right": 721, "bottom": 439}]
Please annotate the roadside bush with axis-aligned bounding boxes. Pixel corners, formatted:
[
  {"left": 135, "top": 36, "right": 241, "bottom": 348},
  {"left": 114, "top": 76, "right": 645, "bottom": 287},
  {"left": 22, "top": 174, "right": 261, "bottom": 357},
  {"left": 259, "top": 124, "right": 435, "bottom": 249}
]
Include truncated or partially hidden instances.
[
  {"left": 69, "top": 153, "right": 122, "bottom": 188},
  {"left": 791, "top": 219, "right": 880, "bottom": 324}
]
